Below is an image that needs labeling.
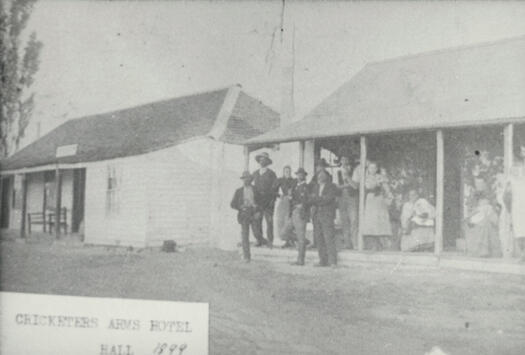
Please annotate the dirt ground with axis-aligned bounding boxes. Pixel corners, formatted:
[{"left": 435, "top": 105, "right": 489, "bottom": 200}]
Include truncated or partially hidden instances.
[{"left": 1, "top": 233, "right": 525, "bottom": 355}]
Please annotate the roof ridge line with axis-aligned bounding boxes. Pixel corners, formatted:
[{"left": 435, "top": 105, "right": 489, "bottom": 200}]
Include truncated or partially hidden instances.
[
  {"left": 208, "top": 85, "right": 242, "bottom": 140},
  {"left": 367, "top": 34, "right": 525, "bottom": 67},
  {"left": 56, "top": 84, "right": 240, "bottom": 125}
]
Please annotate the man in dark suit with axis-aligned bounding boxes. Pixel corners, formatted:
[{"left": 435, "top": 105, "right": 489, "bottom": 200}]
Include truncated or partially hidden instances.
[
  {"left": 230, "top": 171, "right": 264, "bottom": 262},
  {"left": 252, "top": 152, "right": 277, "bottom": 247},
  {"left": 309, "top": 158, "right": 333, "bottom": 185},
  {"left": 288, "top": 168, "right": 311, "bottom": 266},
  {"left": 310, "top": 169, "right": 339, "bottom": 267}
]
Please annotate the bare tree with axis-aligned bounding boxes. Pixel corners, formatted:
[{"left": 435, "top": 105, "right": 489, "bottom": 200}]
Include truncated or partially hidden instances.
[{"left": 0, "top": 0, "right": 42, "bottom": 158}]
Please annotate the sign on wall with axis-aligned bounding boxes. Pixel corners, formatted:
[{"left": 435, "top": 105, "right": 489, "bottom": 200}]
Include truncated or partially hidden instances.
[{"left": 56, "top": 144, "right": 78, "bottom": 158}]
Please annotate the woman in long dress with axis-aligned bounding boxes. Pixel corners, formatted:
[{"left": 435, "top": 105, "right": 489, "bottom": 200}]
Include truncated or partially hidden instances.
[
  {"left": 273, "top": 166, "right": 297, "bottom": 248},
  {"left": 465, "top": 193, "right": 501, "bottom": 257},
  {"left": 503, "top": 144, "right": 525, "bottom": 261},
  {"left": 362, "top": 162, "right": 393, "bottom": 250}
]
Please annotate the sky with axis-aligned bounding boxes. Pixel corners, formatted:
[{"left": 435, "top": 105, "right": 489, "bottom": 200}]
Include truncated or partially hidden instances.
[{"left": 21, "top": 0, "right": 525, "bottom": 147}]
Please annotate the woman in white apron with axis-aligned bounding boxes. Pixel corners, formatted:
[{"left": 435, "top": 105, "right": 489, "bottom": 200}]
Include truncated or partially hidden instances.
[
  {"left": 273, "top": 166, "right": 297, "bottom": 248},
  {"left": 502, "top": 145, "right": 525, "bottom": 261}
]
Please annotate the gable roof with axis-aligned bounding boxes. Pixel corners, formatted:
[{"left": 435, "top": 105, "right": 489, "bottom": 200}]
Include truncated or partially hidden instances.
[
  {"left": 1, "top": 85, "right": 279, "bottom": 171},
  {"left": 248, "top": 35, "right": 525, "bottom": 144}
]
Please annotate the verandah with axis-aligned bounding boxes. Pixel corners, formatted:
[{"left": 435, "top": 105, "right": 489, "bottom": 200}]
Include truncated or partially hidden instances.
[{"left": 245, "top": 122, "right": 525, "bottom": 260}]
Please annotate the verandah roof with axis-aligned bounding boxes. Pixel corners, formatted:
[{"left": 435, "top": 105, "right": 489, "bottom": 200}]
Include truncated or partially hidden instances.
[{"left": 247, "top": 36, "right": 525, "bottom": 145}]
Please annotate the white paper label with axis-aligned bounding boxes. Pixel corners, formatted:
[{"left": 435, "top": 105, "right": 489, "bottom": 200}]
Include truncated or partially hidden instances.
[{"left": 0, "top": 292, "right": 209, "bottom": 355}]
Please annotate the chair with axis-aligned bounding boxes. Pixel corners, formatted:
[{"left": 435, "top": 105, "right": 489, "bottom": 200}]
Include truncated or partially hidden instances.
[
  {"left": 48, "top": 207, "right": 68, "bottom": 234},
  {"left": 27, "top": 211, "right": 47, "bottom": 234}
]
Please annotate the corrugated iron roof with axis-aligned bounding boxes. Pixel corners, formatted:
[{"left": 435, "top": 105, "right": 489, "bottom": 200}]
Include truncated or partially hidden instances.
[
  {"left": 1, "top": 86, "right": 279, "bottom": 171},
  {"left": 248, "top": 36, "right": 525, "bottom": 144}
]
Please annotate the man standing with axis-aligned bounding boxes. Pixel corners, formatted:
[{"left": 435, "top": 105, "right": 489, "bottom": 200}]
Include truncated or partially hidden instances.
[
  {"left": 284, "top": 168, "right": 310, "bottom": 265},
  {"left": 309, "top": 158, "right": 333, "bottom": 185},
  {"left": 310, "top": 169, "right": 339, "bottom": 267},
  {"left": 230, "top": 171, "right": 263, "bottom": 262},
  {"left": 252, "top": 152, "right": 277, "bottom": 247},
  {"left": 309, "top": 158, "right": 333, "bottom": 249}
]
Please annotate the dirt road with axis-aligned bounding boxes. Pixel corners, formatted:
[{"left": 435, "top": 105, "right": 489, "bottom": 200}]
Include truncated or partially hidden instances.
[{"left": 1, "top": 236, "right": 524, "bottom": 354}]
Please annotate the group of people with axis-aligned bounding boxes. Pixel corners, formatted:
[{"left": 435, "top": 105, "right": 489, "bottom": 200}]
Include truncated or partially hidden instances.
[
  {"left": 231, "top": 152, "right": 339, "bottom": 266},
  {"left": 462, "top": 144, "right": 525, "bottom": 259},
  {"left": 230, "top": 151, "right": 437, "bottom": 266}
]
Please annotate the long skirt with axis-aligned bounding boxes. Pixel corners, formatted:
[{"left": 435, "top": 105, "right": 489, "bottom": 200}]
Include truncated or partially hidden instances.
[
  {"left": 363, "top": 193, "right": 392, "bottom": 236},
  {"left": 401, "top": 227, "right": 434, "bottom": 252},
  {"left": 466, "top": 219, "right": 501, "bottom": 257},
  {"left": 510, "top": 177, "right": 525, "bottom": 239},
  {"left": 274, "top": 197, "right": 294, "bottom": 242}
]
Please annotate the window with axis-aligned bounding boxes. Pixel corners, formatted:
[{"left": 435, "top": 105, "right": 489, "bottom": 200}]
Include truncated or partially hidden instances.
[{"left": 106, "top": 165, "right": 120, "bottom": 215}]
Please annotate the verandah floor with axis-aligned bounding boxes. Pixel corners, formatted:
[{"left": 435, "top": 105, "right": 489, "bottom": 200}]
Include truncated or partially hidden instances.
[
  {"left": 3, "top": 228, "right": 524, "bottom": 276},
  {"left": 251, "top": 246, "right": 525, "bottom": 276}
]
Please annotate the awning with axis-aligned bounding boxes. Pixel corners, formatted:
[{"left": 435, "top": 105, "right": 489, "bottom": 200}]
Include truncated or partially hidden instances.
[{"left": 247, "top": 36, "right": 525, "bottom": 145}]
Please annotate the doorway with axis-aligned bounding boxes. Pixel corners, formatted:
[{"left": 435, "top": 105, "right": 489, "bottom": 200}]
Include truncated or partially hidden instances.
[
  {"left": 71, "top": 168, "right": 86, "bottom": 233},
  {"left": 1, "top": 176, "right": 12, "bottom": 228},
  {"left": 443, "top": 126, "right": 504, "bottom": 250}
]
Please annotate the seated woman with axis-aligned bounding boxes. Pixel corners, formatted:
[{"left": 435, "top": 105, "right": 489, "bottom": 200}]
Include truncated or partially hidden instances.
[
  {"left": 465, "top": 193, "right": 501, "bottom": 258},
  {"left": 400, "top": 189, "right": 436, "bottom": 252}
]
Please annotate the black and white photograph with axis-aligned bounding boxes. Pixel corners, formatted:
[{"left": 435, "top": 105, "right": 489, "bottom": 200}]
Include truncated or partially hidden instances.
[{"left": 1, "top": 1, "right": 525, "bottom": 354}]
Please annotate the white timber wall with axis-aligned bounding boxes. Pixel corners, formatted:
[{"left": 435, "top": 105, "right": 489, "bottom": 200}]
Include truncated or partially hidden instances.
[
  {"left": 84, "top": 156, "right": 148, "bottom": 247},
  {"left": 144, "top": 139, "right": 214, "bottom": 247}
]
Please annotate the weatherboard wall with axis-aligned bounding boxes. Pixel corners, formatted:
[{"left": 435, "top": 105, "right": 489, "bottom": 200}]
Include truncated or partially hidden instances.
[
  {"left": 144, "top": 139, "right": 214, "bottom": 247},
  {"left": 83, "top": 155, "right": 148, "bottom": 247}
]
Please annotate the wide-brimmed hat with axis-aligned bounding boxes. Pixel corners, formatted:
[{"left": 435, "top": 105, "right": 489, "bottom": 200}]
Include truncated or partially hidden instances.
[
  {"left": 295, "top": 167, "right": 308, "bottom": 175},
  {"left": 255, "top": 152, "right": 273, "bottom": 165},
  {"left": 240, "top": 171, "right": 253, "bottom": 180}
]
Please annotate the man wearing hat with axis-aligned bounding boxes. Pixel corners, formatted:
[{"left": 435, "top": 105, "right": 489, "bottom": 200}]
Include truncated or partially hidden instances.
[
  {"left": 230, "top": 171, "right": 264, "bottom": 262},
  {"left": 309, "top": 158, "right": 333, "bottom": 185},
  {"left": 287, "top": 167, "right": 311, "bottom": 265},
  {"left": 308, "top": 158, "right": 333, "bottom": 248},
  {"left": 252, "top": 152, "right": 278, "bottom": 247},
  {"left": 310, "top": 169, "right": 339, "bottom": 267}
]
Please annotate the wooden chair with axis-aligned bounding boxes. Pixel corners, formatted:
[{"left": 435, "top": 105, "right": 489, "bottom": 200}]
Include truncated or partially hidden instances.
[
  {"left": 48, "top": 208, "right": 68, "bottom": 235},
  {"left": 27, "top": 211, "right": 47, "bottom": 234}
]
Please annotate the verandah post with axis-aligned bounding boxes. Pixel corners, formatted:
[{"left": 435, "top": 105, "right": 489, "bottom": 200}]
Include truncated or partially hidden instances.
[
  {"left": 435, "top": 130, "right": 444, "bottom": 256},
  {"left": 502, "top": 123, "right": 514, "bottom": 259},
  {"left": 358, "top": 135, "right": 367, "bottom": 251},
  {"left": 55, "top": 167, "right": 62, "bottom": 238},
  {"left": 20, "top": 174, "right": 28, "bottom": 239}
]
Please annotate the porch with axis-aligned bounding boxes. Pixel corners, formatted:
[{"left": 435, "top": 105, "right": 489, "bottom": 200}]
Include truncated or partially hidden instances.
[
  {"left": 0, "top": 166, "right": 86, "bottom": 239},
  {"left": 251, "top": 247, "right": 525, "bottom": 276}
]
